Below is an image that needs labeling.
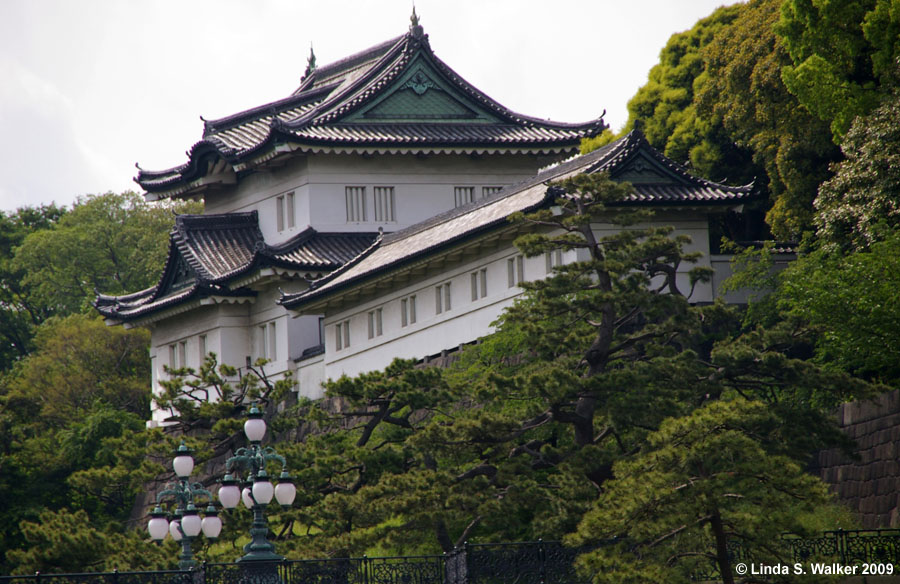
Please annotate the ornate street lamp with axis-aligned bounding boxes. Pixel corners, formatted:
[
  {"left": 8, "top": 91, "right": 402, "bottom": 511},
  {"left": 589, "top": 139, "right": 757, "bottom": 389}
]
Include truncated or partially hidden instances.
[
  {"left": 148, "top": 441, "right": 222, "bottom": 569},
  {"left": 218, "top": 402, "right": 296, "bottom": 562}
]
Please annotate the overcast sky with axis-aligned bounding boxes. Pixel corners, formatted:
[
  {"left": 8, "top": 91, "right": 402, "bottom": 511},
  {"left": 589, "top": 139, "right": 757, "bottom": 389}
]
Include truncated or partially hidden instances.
[{"left": 0, "top": 0, "right": 736, "bottom": 213}]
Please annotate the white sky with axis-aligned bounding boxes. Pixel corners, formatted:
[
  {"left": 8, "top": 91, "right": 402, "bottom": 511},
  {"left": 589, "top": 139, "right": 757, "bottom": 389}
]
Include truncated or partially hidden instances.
[{"left": 0, "top": 0, "right": 736, "bottom": 213}]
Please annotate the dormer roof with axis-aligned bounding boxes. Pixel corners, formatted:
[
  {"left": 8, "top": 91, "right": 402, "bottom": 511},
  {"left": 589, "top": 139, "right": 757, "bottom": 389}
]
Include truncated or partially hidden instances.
[
  {"left": 280, "top": 130, "right": 755, "bottom": 313},
  {"left": 136, "top": 22, "right": 607, "bottom": 200},
  {"left": 94, "top": 211, "right": 377, "bottom": 325}
]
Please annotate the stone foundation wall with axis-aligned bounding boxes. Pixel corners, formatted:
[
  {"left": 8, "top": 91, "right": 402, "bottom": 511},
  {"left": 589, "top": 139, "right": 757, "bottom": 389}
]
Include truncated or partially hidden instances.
[{"left": 816, "top": 390, "right": 900, "bottom": 528}]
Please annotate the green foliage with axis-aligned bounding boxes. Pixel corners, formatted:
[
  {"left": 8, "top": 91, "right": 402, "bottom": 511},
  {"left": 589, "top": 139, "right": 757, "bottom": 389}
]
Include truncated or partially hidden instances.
[
  {"left": 2, "top": 314, "right": 151, "bottom": 424},
  {"left": 570, "top": 399, "right": 844, "bottom": 584},
  {"left": 579, "top": 129, "right": 616, "bottom": 155},
  {"left": 814, "top": 88, "right": 900, "bottom": 251},
  {"left": 158, "top": 354, "right": 295, "bottom": 435},
  {"left": 696, "top": 0, "right": 840, "bottom": 240},
  {"left": 0, "top": 204, "right": 66, "bottom": 370},
  {"left": 5, "top": 509, "right": 172, "bottom": 573},
  {"left": 623, "top": 4, "right": 756, "bottom": 187},
  {"left": 0, "top": 314, "right": 155, "bottom": 572},
  {"left": 778, "top": 234, "right": 900, "bottom": 384},
  {"left": 777, "top": 0, "right": 897, "bottom": 142},
  {"left": 12, "top": 191, "right": 201, "bottom": 315}
]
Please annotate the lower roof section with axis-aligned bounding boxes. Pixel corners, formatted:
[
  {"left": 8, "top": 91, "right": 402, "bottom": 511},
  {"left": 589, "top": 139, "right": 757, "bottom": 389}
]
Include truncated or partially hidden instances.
[
  {"left": 95, "top": 211, "right": 378, "bottom": 324},
  {"left": 280, "top": 130, "right": 755, "bottom": 313}
]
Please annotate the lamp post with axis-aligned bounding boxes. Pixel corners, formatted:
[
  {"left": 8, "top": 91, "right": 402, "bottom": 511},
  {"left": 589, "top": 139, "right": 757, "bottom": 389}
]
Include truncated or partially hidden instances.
[
  {"left": 147, "top": 441, "right": 223, "bottom": 570},
  {"left": 218, "top": 402, "right": 296, "bottom": 563}
]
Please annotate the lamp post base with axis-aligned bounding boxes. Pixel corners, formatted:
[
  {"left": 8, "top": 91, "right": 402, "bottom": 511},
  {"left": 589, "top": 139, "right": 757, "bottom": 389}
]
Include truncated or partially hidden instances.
[{"left": 237, "top": 504, "right": 284, "bottom": 563}]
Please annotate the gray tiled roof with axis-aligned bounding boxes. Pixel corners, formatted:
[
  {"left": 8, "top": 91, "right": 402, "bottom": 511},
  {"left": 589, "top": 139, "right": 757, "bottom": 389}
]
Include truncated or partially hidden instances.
[
  {"left": 136, "top": 26, "right": 605, "bottom": 195},
  {"left": 280, "top": 130, "right": 755, "bottom": 311},
  {"left": 95, "top": 212, "right": 377, "bottom": 322}
]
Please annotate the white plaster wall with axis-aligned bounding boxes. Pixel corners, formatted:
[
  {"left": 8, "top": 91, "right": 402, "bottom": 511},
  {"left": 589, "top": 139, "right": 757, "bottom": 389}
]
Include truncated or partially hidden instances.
[
  {"left": 311, "top": 212, "right": 721, "bottom": 386},
  {"left": 148, "top": 302, "right": 252, "bottom": 425},
  {"left": 296, "top": 352, "right": 325, "bottom": 400},
  {"left": 306, "top": 153, "right": 542, "bottom": 233},
  {"left": 202, "top": 152, "right": 547, "bottom": 244}
]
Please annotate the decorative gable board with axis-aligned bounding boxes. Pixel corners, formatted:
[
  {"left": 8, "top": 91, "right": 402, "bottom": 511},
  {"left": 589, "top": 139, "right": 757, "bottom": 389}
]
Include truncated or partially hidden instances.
[
  {"left": 161, "top": 252, "right": 197, "bottom": 294},
  {"left": 611, "top": 151, "right": 681, "bottom": 185},
  {"left": 343, "top": 58, "right": 500, "bottom": 124}
]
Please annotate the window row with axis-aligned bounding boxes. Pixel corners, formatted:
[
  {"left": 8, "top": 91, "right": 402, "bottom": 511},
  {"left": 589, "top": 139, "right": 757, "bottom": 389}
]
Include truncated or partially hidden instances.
[
  {"left": 333, "top": 250, "right": 570, "bottom": 352},
  {"left": 276, "top": 192, "right": 296, "bottom": 232},
  {"left": 453, "top": 185, "right": 503, "bottom": 208},
  {"left": 343, "top": 185, "right": 507, "bottom": 223},
  {"left": 168, "top": 334, "right": 208, "bottom": 369},
  {"left": 346, "top": 186, "right": 396, "bottom": 222}
]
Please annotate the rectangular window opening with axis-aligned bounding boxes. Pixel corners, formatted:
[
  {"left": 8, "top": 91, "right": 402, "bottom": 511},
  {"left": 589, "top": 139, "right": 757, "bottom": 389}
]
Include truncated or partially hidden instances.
[
  {"left": 454, "top": 186, "right": 476, "bottom": 208},
  {"left": 374, "top": 187, "right": 396, "bottom": 222},
  {"left": 268, "top": 322, "right": 277, "bottom": 361},
  {"left": 346, "top": 186, "right": 367, "bottom": 222},
  {"left": 276, "top": 195, "right": 285, "bottom": 232},
  {"left": 286, "top": 192, "right": 295, "bottom": 229}
]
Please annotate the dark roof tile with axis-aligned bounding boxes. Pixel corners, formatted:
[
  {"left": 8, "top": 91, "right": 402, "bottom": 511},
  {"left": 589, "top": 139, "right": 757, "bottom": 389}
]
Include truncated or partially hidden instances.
[
  {"left": 281, "top": 130, "right": 754, "bottom": 310},
  {"left": 95, "top": 212, "right": 378, "bottom": 322},
  {"left": 136, "top": 27, "right": 605, "bottom": 195}
]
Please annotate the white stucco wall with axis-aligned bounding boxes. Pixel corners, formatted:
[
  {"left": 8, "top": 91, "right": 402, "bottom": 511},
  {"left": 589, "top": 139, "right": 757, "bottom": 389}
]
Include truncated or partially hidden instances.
[
  {"left": 202, "top": 153, "right": 550, "bottom": 244},
  {"left": 298, "top": 211, "right": 725, "bottom": 393},
  {"left": 146, "top": 279, "right": 321, "bottom": 424},
  {"left": 146, "top": 203, "right": 730, "bottom": 421}
]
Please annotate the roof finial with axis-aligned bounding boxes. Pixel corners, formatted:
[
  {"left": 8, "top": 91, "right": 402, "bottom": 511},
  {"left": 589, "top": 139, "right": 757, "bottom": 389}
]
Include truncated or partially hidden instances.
[
  {"left": 303, "top": 44, "right": 317, "bottom": 80},
  {"left": 409, "top": 4, "right": 424, "bottom": 37}
]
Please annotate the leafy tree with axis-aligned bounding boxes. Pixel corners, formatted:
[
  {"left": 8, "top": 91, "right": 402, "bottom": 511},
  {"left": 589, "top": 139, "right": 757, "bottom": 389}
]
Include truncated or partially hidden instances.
[
  {"left": 5, "top": 509, "right": 172, "bottom": 574},
  {"left": 12, "top": 192, "right": 201, "bottom": 315},
  {"left": 776, "top": 234, "right": 900, "bottom": 385},
  {"left": 2, "top": 314, "right": 151, "bottom": 424},
  {"left": 622, "top": 3, "right": 756, "bottom": 188},
  {"left": 0, "top": 204, "right": 66, "bottom": 370},
  {"left": 0, "top": 314, "right": 155, "bottom": 572},
  {"left": 570, "top": 399, "right": 843, "bottom": 584},
  {"left": 696, "top": 0, "right": 840, "bottom": 240},
  {"left": 269, "top": 172, "right": 866, "bottom": 565},
  {"left": 814, "top": 88, "right": 900, "bottom": 251},
  {"left": 777, "top": 0, "right": 899, "bottom": 142}
]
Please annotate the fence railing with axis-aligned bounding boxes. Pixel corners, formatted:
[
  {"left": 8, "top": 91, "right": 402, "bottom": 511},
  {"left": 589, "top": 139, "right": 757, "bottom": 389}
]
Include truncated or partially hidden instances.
[
  {"left": 785, "top": 529, "right": 900, "bottom": 566},
  {"left": 5, "top": 532, "right": 900, "bottom": 584}
]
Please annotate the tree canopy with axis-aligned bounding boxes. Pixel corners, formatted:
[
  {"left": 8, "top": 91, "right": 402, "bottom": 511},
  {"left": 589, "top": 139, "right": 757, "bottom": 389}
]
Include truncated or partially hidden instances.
[{"left": 12, "top": 191, "right": 200, "bottom": 316}]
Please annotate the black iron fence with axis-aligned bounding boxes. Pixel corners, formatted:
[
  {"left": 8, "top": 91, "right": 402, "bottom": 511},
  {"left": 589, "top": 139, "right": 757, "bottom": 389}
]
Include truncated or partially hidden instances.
[
  {"left": 4, "top": 533, "right": 900, "bottom": 584},
  {"left": 785, "top": 529, "right": 900, "bottom": 566}
]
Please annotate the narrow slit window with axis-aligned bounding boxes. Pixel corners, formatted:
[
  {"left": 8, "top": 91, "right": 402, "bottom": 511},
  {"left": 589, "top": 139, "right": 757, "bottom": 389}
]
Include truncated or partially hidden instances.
[
  {"left": 374, "top": 187, "right": 396, "bottom": 222},
  {"left": 471, "top": 269, "right": 488, "bottom": 300},
  {"left": 346, "top": 187, "right": 367, "bottom": 222},
  {"left": 367, "top": 309, "right": 383, "bottom": 339},
  {"left": 268, "top": 322, "right": 277, "bottom": 361},
  {"left": 435, "top": 283, "right": 452, "bottom": 314},
  {"left": 286, "top": 192, "right": 295, "bottom": 229},
  {"left": 454, "top": 186, "right": 476, "bottom": 208}
]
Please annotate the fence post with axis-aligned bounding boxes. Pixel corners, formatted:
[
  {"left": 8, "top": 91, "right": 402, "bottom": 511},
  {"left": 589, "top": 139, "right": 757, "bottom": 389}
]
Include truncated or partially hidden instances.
[
  {"left": 837, "top": 529, "right": 846, "bottom": 566},
  {"left": 537, "top": 539, "right": 545, "bottom": 584}
]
